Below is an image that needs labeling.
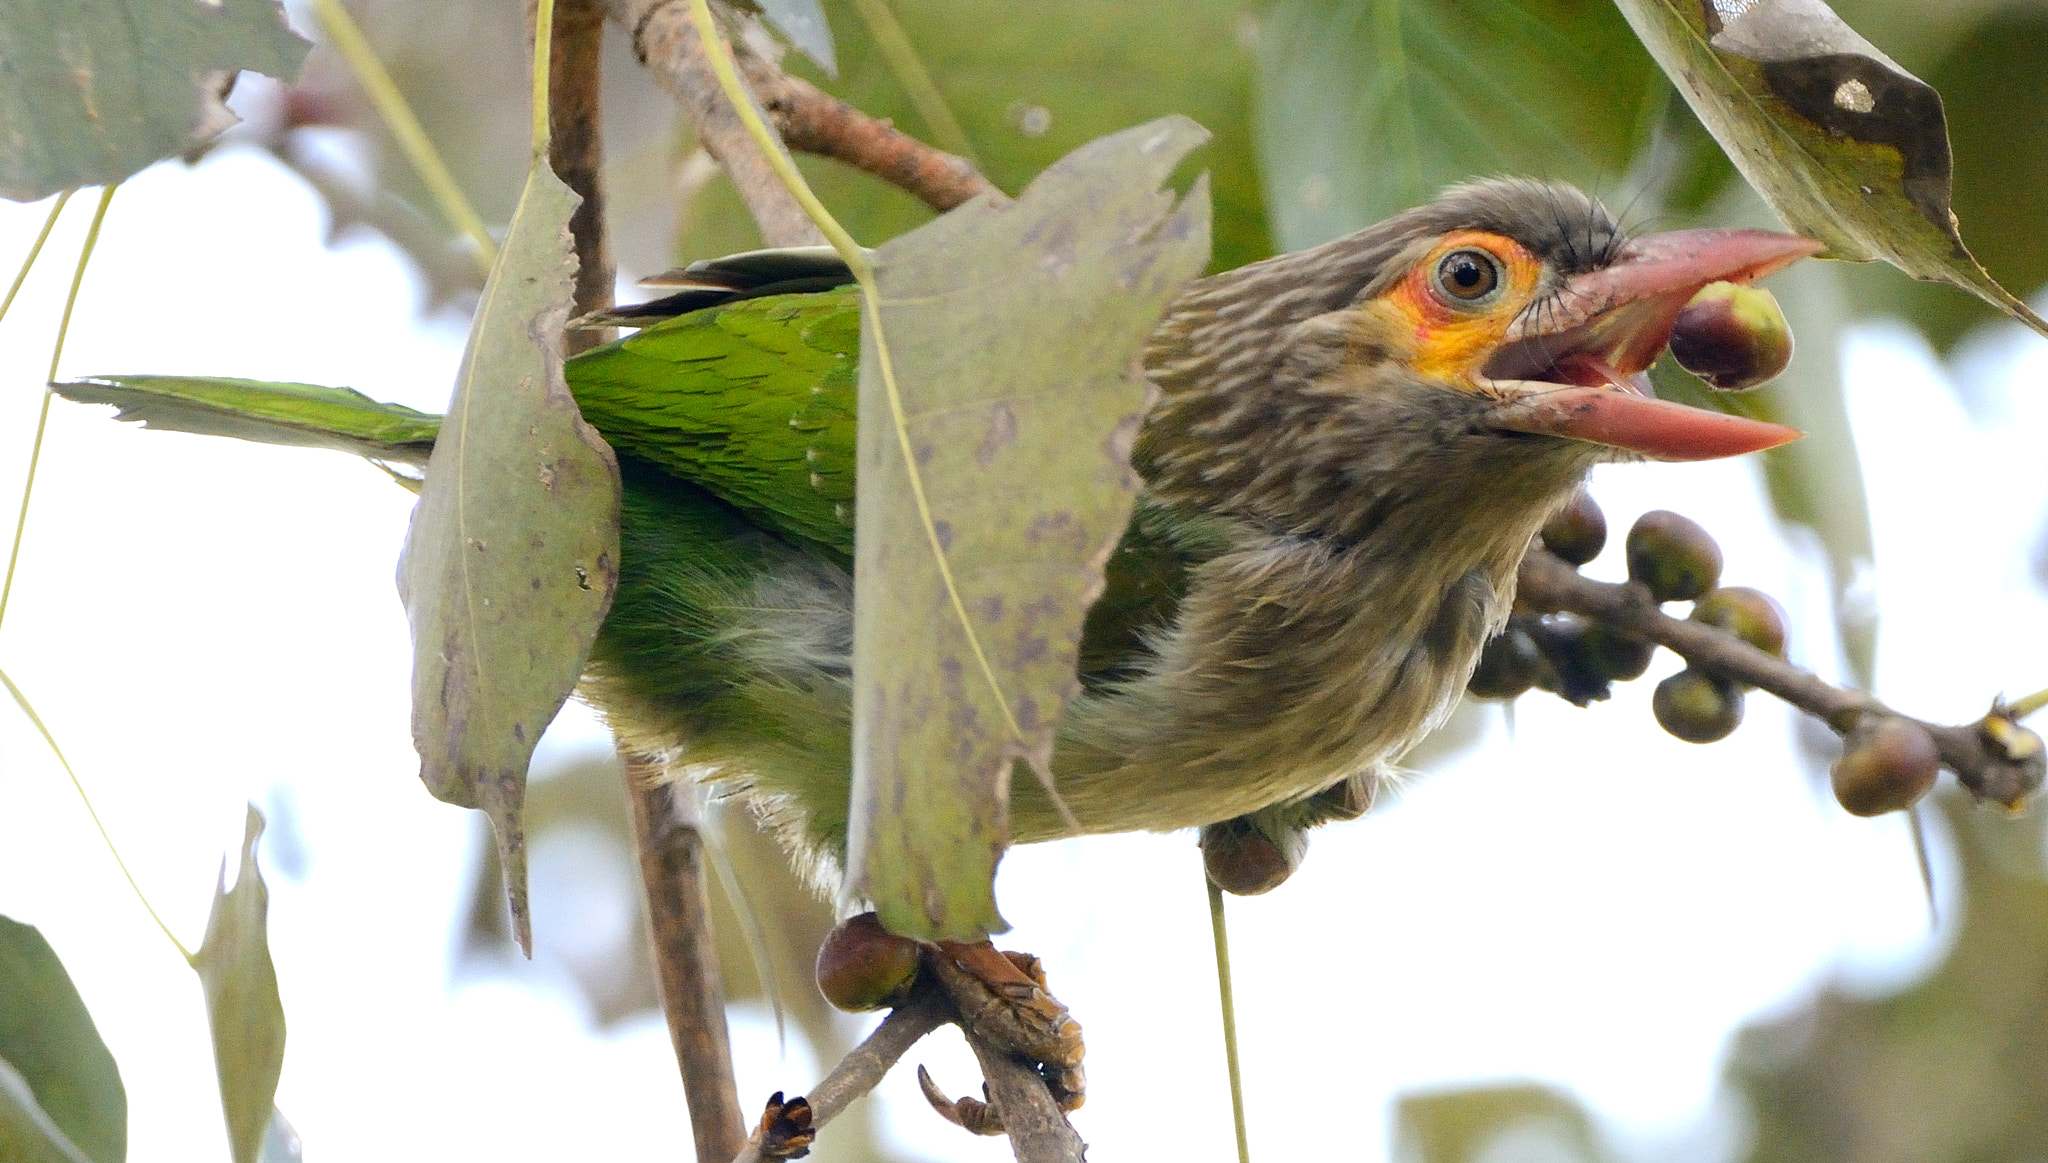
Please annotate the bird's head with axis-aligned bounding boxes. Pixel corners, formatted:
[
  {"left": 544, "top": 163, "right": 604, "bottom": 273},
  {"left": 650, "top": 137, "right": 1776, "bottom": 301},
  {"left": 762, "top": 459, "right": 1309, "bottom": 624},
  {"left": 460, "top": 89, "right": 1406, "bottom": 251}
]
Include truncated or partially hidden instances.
[{"left": 1140, "top": 179, "right": 1818, "bottom": 547}]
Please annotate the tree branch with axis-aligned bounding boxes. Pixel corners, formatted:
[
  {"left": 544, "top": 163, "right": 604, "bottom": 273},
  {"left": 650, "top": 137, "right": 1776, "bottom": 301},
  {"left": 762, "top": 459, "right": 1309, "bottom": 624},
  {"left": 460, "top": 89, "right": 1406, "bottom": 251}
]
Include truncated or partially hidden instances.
[
  {"left": 608, "top": 0, "right": 825, "bottom": 247},
  {"left": 544, "top": 0, "right": 616, "bottom": 354},
  {"left": 964, "top": 1028, "right": 1088, "bottom": 1163},
  {"left": 729, "top": 989, "right": 953, "bottom": 1163},
  {"left": 1516, "top": 548, "right": 2046, "bottom": 807},
  {"left": 740, "top": 64, "right": 1005, "bottom": 212},
  {"left": 621, "top": 750, "right": 750, "bottom": 1163}
]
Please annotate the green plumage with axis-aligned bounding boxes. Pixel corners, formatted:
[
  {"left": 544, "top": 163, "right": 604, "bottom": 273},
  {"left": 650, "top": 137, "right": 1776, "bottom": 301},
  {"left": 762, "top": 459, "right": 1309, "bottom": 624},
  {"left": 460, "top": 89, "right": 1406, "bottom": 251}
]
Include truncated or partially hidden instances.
[{"left": 569, "top": 291, "right": 862, "bottom": 560}]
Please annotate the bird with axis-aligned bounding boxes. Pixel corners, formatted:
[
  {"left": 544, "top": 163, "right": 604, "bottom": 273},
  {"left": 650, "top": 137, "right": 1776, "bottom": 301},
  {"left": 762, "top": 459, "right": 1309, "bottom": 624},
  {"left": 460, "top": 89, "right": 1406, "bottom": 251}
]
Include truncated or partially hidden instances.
[
  {"left": 58, "top": 176, "right": 1814, "bottom": 1097},
  {"left": 565, "top": 178, "right": 1813, "bottom": 884}
]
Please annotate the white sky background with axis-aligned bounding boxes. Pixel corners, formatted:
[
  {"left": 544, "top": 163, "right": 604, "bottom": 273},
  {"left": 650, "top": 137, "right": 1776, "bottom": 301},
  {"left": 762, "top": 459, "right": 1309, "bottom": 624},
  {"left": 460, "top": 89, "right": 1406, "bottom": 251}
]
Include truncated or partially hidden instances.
[{"left": 0, "top": 131, "right": 2045, "bottom": 1161}]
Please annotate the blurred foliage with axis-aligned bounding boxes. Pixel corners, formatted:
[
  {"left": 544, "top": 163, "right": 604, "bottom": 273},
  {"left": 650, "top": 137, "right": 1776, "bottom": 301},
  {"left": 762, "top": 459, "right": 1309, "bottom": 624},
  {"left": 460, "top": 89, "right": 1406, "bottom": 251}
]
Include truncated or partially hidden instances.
[
  {"left": 1730, "top": 798, "right": 2048, "bottom": 1162},
  {"left": 1253, "top": 0, "right": 1661, "bottom": 252},
  {"left": 1394, "top": 1084, "right": 1610, "bottom": 1163}
]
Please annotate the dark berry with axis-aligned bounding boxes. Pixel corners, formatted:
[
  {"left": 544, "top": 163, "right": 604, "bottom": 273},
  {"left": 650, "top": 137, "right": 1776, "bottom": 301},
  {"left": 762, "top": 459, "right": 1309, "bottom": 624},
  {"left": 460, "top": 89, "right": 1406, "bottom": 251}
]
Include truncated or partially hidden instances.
[
  {"left": 815, "top": 912, "right": 921, "bottom": 1012},
  {"left": 1669, "top": 282, "right": 1794, "bottom": 392},
  {"left": 1541, "top": 490, "right": 1607, "bottom": 566},
  {"left": 1469, "top": 625, "right": 1543, "bottom": 699},
  {"left": 1201, "top": 817, "right": 1306, "bottom": 896}
]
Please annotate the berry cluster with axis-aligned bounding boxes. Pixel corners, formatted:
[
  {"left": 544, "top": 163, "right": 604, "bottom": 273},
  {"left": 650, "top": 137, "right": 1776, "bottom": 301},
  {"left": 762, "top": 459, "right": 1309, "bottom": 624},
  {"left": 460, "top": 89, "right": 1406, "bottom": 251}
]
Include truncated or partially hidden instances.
[{"left": 1473, "top": 492, "right": 1943, "bottom": 818}]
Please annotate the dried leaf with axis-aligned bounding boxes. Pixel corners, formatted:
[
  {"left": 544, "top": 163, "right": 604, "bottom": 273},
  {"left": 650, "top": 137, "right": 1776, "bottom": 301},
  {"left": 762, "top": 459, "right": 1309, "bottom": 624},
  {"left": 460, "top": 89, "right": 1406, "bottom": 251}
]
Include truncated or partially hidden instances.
[
  {"left": 1614, "top": 0, "right": 2048, "bottom": 338},
  {"left": 0, "top": 918, "right": 123, "bottom": 1163},
  {"left": 0, "top": 0, "right": 309, "bottom": 200},
  {"left": 846, "top": 116, "right": 1211, "bottom": 940},
  {"left": 192, "top": 807, "right": 285, "bottom": 1163},
  {"left": 395, "top": 160, "right": 621, "bottom": 953}
]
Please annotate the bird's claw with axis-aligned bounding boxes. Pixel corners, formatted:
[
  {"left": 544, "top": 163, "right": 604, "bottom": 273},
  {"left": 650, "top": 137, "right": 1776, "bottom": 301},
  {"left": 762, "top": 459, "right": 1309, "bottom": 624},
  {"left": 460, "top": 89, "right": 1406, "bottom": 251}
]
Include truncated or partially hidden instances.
[{"left": 925, "top": 939, "right": 1086, "bottom": 1111}]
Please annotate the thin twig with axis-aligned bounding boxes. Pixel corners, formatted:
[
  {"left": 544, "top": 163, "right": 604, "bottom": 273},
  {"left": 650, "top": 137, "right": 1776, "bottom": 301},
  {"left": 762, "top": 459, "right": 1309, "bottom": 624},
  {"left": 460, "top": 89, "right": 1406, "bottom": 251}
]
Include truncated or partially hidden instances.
[
  {"left": 729, "top": 989, "right": 953, "bottom": 1163},
  {"left": 621, "top": 750, "right": 749, "bottom": 1163},
  {"left": 609, "top": 0, "right": 825, "bottom": 247},
  {"left": 964, "top": 1026, "right": 1087, "bottom": 1163},
  {"left": 542, "top": 0, "right": 615, "bottom": 354},
  {"left": 746, "top": 66, "right": 1003, "bottom": 213},
  {"left": 1516, "top": 548, "right": 2046, "bottom": 807},
  {"left": 611, "top": 0, "right": 1000, "bottom": 216}
]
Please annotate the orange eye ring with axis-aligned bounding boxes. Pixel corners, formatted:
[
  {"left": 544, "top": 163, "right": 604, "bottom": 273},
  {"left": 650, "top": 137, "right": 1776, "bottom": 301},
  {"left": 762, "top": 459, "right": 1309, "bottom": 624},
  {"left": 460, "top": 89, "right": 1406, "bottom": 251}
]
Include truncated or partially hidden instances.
[{"left": 1434, "top": 248, "right": 1504, "bottom": 307}]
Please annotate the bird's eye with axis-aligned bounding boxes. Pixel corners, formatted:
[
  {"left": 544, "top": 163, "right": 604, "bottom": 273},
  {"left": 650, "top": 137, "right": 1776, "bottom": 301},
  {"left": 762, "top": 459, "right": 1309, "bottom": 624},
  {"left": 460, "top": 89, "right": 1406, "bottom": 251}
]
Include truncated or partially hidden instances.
[{"left": 1434, "top": 248, "right": 1503, "bottom": 306}]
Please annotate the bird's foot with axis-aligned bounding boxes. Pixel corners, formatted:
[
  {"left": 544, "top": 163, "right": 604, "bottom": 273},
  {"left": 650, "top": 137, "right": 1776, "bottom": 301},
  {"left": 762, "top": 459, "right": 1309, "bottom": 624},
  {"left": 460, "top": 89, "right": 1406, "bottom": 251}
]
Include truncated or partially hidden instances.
[{"left": 924, "top": 939, "right": 1086, "bottom": 1111}]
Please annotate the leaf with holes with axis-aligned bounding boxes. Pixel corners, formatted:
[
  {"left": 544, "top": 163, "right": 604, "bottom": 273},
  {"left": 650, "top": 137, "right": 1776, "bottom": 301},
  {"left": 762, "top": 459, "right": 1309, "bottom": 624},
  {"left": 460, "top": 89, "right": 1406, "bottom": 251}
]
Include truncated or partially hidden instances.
[
  {"left": 1614, "top": 0, "right": 2048, "bottom": 338},
  {"left": 0, "top": 0, "right": 309, "bottom": 200},
  {"left": 0, "top": 918, "right": 123, "bottom": 1163},
  {"left": 396, "top": 159, "right": 621, "bottom": 954},
  {"left": 846, "top": 116, "right": 1210, "bottom": 940}
]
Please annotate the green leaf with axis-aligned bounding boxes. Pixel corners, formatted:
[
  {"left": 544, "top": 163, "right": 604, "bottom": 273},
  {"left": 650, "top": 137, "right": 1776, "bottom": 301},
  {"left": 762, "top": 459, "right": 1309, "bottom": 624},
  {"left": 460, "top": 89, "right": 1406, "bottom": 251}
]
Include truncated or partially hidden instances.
[
  {"left": 682, "top": 0, "right": 1272, "bottom": 272},
  {"left": 0, "top": 918, "right": 124, "bottom": 1163},
  {"left": 0, "top": 0, "right": 310, "bottom": 200},
  {"left": 1612, "top": 0, "right": 2048, "bottom": 339},
  {"left": 1254, "top": 0, "right": 1662, "bottom": 251},
  {"left": 395, "top": 159, "right": 622, "bottom": 954},
  {"left": 0, "top": 1058, "right": 94, "bottom": 1163},
  {"left": 191, "top": 807, "right": 285, "bottom": 1163},
  {"left": 846, "top": 116, "right": 1211, "bottom": 940},
  {"left": 55, "top": 377, "right": 440, "bottom": 465}
]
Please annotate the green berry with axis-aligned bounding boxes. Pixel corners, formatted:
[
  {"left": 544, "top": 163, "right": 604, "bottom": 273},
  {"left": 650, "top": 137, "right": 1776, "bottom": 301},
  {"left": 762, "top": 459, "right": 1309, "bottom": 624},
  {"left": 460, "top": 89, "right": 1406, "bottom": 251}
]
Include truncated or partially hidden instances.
[
  {"left": 1541, "top": 490, "right": 1607, "bottom": 566},
  {"left": 815, "top": 912, "right": 921, "bottom": 1012},
  {"left": 1669, "top": 281, "right": 1795, "bottom": 392},
  {"left": 1832, "top": 718, "right": 1940, "bottom": 817},
  {"left": 1201, "top": 817, "right": 1306, "bottom": 896},
  {"left": 1468, "top": 625, "right": 1543, "bottom": 699},
  {"left": 1690, "top": 586, "right": 1787, "bottom": 658},
  {"left": 1626, "top": 510, "right": 1723, "bottom": 602},
  {"left": 1652, "top": 669, "right": 1743, "bottom": 743}
]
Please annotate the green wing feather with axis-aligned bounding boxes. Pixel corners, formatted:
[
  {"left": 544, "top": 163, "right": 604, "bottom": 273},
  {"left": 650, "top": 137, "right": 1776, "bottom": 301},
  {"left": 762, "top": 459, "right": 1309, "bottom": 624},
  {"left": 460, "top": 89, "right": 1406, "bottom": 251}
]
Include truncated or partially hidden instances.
[
  {"left": 54, "top": 287, "right": 1196, "bottom": 689},
  {"left": 568, "top": 291, "right": 861, "bottom": 561}
]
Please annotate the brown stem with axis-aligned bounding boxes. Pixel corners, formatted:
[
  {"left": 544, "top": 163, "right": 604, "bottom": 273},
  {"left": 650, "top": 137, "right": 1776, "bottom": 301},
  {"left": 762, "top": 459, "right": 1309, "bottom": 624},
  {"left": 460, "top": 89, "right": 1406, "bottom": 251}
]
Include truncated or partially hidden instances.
[
  {"left": 621, "top": 749, "right": 749, "bottom": 1163},
  {"left": 964, "top": 1028, "right": 1087, "bottom": 1163},
  {"left": 611, "top": 0, "right": 1002, "bottom": 223},
  {"left": 742, "top": 65, "right": 1004, "bottom": 213},
  {"left": 608, "top": 0, "right": 825, "bottom": 247},
  {"left": 729, "top": 989, "right": 953, "bottom": 1163},
  {"left": 1516, "top": 548, "right": 2045, "bottom": 806},
  {"left": 546, "top": 0, "right": 615, "bottom": 354}
]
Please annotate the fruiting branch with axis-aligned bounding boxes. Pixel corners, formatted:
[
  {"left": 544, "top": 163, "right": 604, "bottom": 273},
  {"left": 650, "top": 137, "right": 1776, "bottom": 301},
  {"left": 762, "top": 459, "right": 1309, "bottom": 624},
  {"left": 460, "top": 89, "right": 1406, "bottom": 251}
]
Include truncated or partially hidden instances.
[{"left": 1514, "top": 546, "right": 2045, "bottom": 807}]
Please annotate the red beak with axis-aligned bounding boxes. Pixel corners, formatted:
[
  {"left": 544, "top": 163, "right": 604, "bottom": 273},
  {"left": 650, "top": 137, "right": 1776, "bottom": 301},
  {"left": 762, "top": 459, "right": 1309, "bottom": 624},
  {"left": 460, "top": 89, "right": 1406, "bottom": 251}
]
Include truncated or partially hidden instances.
[{"left": 1483, "top": 229, "right": 1821, "bottom": 461}]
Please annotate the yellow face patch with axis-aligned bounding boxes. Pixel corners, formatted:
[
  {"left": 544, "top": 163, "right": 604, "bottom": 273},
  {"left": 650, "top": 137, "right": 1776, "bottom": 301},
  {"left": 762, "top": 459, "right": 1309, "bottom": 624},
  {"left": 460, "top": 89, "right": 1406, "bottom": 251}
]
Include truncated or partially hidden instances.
[{"left": 1380, "top": 230, "right": 1546, "bottom": 386}]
